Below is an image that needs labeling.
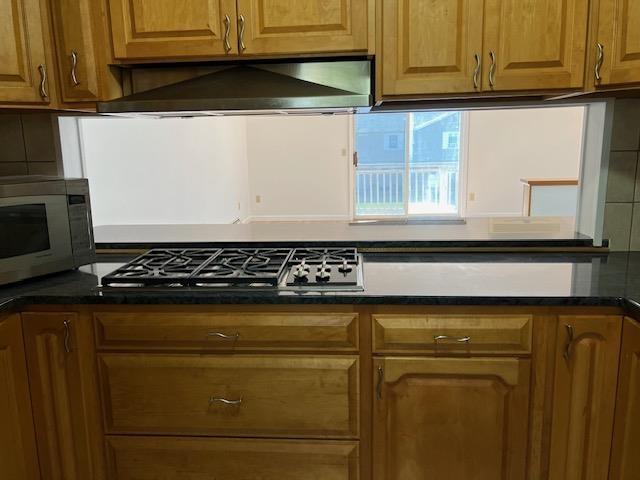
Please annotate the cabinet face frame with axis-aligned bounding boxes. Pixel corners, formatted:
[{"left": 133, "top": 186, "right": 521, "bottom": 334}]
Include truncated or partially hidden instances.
[
  {"left": 108, "top": 0, "right": 239, "bottom": 60},
  {"left": 381, "top": 0, "right": 485, "bottom": 96},
  {"left": 372, "top": 356, "right": 531, "bottom": 480},
  {"left": 0, "top": 314, "right": 40, "bottom": 480},
  {"left": 482, "top": 0, "right": 589, "bottom": 92}
]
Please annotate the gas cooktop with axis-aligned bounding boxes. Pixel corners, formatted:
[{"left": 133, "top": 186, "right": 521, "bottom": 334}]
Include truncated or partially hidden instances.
[{"left": 102, "top": 247, "right": 363, "bottom": 291}]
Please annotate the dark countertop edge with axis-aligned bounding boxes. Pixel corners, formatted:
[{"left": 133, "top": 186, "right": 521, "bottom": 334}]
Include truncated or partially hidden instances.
[
  {"left": 95, "top": 238, "right": 594, "bottom": 250},
  {"left": 0, "top": 293, "right": 632, "bottom": 312}
]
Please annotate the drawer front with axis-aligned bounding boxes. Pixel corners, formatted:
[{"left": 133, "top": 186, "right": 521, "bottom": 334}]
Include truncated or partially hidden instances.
[
  {"left": 373, "top": 314, "right": 533, "bottom": 354},
  {"left": 94, "top": 312, "right": 358, "bottom": 351},
  {"left": 99, "top": 354, "right": 359, "bottom": 438},
  {"left": 106, "top": 436, "right": 359, "bottom": 480}
]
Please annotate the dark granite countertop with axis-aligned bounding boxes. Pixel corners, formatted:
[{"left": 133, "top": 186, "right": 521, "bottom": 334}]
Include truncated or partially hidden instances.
[
  {"left": 2, "top": 253, "right": 640, "bottom": 319},
  {"left": 94, "top": 220, "right": 593, "bottom": 249}
]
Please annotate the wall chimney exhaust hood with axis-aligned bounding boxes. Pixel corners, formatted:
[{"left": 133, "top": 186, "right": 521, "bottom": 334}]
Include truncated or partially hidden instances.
[{"left": 97, "top": 60, "right": 373, "bottom": 116}]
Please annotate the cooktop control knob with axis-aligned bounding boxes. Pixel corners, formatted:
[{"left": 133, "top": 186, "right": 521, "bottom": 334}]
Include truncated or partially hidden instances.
[
  {"left": 338, "top": 259, "right": 353, "bottom": 274},
  {"left": 316, "top": 267, "right": 331, "bottom": 281},
  {"left": 293, "top": 264, "right": 309, "bottom": 281}
]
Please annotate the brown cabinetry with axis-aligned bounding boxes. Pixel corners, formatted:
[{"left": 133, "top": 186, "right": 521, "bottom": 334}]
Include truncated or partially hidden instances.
[
  {"left": 609, "top": 317, "right": 640, "bottom": 480},
  {"left": 0, "top": 0, "right": 52, "bottom": 104},
  {"left": 592, "top": 0, "right": 640, "bottom": 87},
  {"left": 22, "top": 312, "right": 106, "bottom": 480},
  {"left": 49, "top": 0, "right": 120, "bottom": 102},
  {"left": 380, "top": 0, "right": 589, "bottom": 96},
  {"left": 547, "top": 315, "right": 622, "bottom": 480},
  {"left": 373, "top": 356, "right": 531, "bottom": 480},
  {"left": 0, "top": 314, "right": 40, "bottom": 480}
]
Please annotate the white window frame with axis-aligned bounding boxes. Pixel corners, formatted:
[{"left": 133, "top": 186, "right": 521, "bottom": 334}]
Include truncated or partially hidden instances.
[{"left": 351, "top": 111, "right": 469, "bottom": 221}]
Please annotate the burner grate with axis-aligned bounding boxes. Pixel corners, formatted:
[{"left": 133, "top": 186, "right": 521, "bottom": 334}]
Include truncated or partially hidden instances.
[
  {"left": 190, "top": 248, "right": 293, "bottom": 286},
  {"left": 290, "top": 247, "right": 359, "bottom": 265}
]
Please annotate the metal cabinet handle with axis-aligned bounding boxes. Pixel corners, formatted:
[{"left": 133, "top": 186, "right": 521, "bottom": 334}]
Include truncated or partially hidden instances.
[
  {"left": 433, "top": 335, "right": 471, "bottom": 344},
  {"left": 563, "top": 324, "right": 575, "bottom": 362},
  {"left": 207, "top": 331, "right": 240, "bottom": 341},
  {"left": 223, "top": 15, "right": 232, "bottom": 53},
  {"left": 63, "top": 320, "right": 72, "bottom": 353},
  {"left": 595, "top": 43, "right": 604, "bottom": 82},
  {"left": 209, "top": 396, "right": 242, "bottom": 406},
  {"left": 473, "top": 53, "right": 481, "bottom": 90},
  {"left": 376, "top": 366, "right": 384, "bottom": 400},
  {"left": 38, "top": 64, "right": 48, "bottom": 99},
  {"left": 70, "top": 50, "right": 80, "bottom": 86},
  {"left": 488, "top": 51, "right": 496, "bottom": 88},
  {"left": 238, "top": 15, "right": 246, "bottom": 52}
]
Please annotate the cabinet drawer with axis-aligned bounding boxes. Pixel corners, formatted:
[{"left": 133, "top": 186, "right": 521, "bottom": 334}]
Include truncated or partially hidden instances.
[
  {"left": 373, "top": 314, "right": 533, "bottom": 354},
  {"left": 106, "top": 436, "right": 359, "bottom": 480},
  {"left": 94, "top": 312, "right": 358, "bottom": 352},
  {"left": 99, "top": 354, "right": 359, "bottom": 438}
]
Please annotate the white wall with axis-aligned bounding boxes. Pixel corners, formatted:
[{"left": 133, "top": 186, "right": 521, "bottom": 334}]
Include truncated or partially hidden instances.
[
  {"left": 246, "top": 115, "right": 352, "bottom": 221},
  {"left": 465, "top": 106, "right": 585, "bottom": 217},
  {"left": 78, "top": 117, "right": 249, "bottom": 226}
]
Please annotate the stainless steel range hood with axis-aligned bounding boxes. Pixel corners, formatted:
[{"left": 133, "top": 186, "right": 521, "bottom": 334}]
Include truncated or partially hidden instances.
[{"left": 97, "top": 60, "right": 373, "bottom": 116}]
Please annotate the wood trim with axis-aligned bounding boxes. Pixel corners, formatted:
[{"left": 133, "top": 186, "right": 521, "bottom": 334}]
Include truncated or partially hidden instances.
[{"left": 520, "top": 179, "right": 580, "bottom": 186}]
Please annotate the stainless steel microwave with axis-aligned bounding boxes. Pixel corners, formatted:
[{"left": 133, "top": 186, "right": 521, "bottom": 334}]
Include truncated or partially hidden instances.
[{"left": 0, "top": 176, "right": 95, "bottom": 286}]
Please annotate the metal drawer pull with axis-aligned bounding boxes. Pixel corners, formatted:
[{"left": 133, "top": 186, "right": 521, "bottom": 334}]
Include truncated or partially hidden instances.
[
  {"left": 238, "top": 14, "right": 246, "bottom": 52},
  {"left": 595, "top": 43, "right": 604, "bottom": 82},
  {"left": 376, "top": 366, "right": 384, "bottom": 400},
  {"left": 473, "top": 53, "right": 481, "bottom": 89},
  {"left": 223, "top": 15, "right": 232, "bottom": 53},
  {"left": 63, "top": 320, "right": 72, "bottom": 353},
  {"left": 207, "top": 332, "right": 240, "bottom": 341},
  {"left": 70, "top": 50, "right": 80, "bottom": 86},
  {"left": 209, "top": 397, "right": 242, "bottom": 406},
  {"left": 38, "top": 64, "right": 48, "bottom": 99},
  {"left": 563, "top": 324, "right": 575, "bottom": 362},
  {"left": 488, "top": 51, "right": 496, "bottom": 88},
  {"left": 433, "top": 335, "right": 471, "bottom": 344}
]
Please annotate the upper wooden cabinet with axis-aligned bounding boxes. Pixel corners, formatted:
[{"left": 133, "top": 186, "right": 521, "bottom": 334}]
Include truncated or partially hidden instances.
[
  {"left": 236, "top": 0, "right": 368, "bottom": 56},
  {"left": 483, "top": 0, "right": 589, "bottom": 91},
  {"left": 22, "top": 312, "right": 106, "bottom": 480},
  {"left": 49, "top": 0, "right": 120, "bottom": 102},
  {"left": 108, "top": 0, "right": 368, "bottom": 60},
  {"left": 609, "top": 317, "right": 640, "bottom": 480},
  {"left": 0, "top": 0, "right": 52, "bottom": 104},
  {"left": 381, "top": 0, "right": 589, "bottom": 96},
  {"left": 108, "top": 0, "right": 240, "bottom": 59},
  {"left": 381, "top": 0, "right": 484, "bottom": 96},
  {"left": 547, "top": 316, "right": 621, "bottom": 480},
  {"left": 373, "top": 356, "right": 531, "bottom": 480},
  {"left": 0, "top": 314, "right": 40, "bottom": 480},
  {"left": 592, "top": 0, "right": 640, "bottom": 87}
]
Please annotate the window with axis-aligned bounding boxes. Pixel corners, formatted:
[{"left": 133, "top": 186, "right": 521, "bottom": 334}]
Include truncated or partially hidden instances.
[{"left": 354, "top": 112, "right": 465, "bottom": 218}]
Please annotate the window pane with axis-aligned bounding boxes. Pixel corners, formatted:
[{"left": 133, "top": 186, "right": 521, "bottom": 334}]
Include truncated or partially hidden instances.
[
  {"left": 408, "top": 112, "right": 461, "bottom": 215},
  {"left": 354, "top": 113, "right": 406, "bottom": 216}
]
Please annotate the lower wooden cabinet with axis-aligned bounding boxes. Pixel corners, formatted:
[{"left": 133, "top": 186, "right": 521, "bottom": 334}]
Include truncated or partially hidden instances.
[
  {"left": 547, "top": 315, "right": 622, "bottom": 480},
  {"left": 105, "top": 436, "right": 359, "bottom": 480},
  {"left": 22, "top": 312, "right": 106, "bottom": 480},
  {"left": 609, "top": 317, "right": 640, "bottom": 479},
  {"left": 0, "top": 314, "right": 40, "bottom": 480},
  {"left": 373, "top": 356, "right": 531, "bottom": 480}
]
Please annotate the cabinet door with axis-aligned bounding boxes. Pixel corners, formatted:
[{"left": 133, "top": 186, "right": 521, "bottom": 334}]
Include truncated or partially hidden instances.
[
  {"left": 49, "top": 0, "right": 101, "bottom": 101},
  {"left": 236, "top": 0, "right": 368, "bottom": 55},
  {"left": 594, "top": 0, "right": 640, "bottom": 86},
  {"left": 22, "top": 312, "right": 106, "bottom": 480},
  {"left": 381, "top": 0, "right": 484, "bottom": 96},
  {"left": 548, "top": 316, "right": 621, "bottom": 480},
  {"left": 483, "top": 0, "right": 589, "bottom": 91},
  {"left": 609, "top": 318, "right": 640, "bottom": 480},
  {"left": 0, "top": 314, "right": 40, "bottom": 480},
  {"left": 0, "top": 0, "right": 50, "bottom": 103},
  {"left": 109, "top": 0, "right": 238, "bottom": 59},
  {"left": 373, "top": 356, "right": 531, "bottom": 480}
]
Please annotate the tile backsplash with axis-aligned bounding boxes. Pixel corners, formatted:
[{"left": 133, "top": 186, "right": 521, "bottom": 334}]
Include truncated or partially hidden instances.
[
  {"left": 0, "top": 113, "right": 62, "bottom": 177},
  {"left": 603, "top": 99, "right": 640, "bottom": 251}
]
